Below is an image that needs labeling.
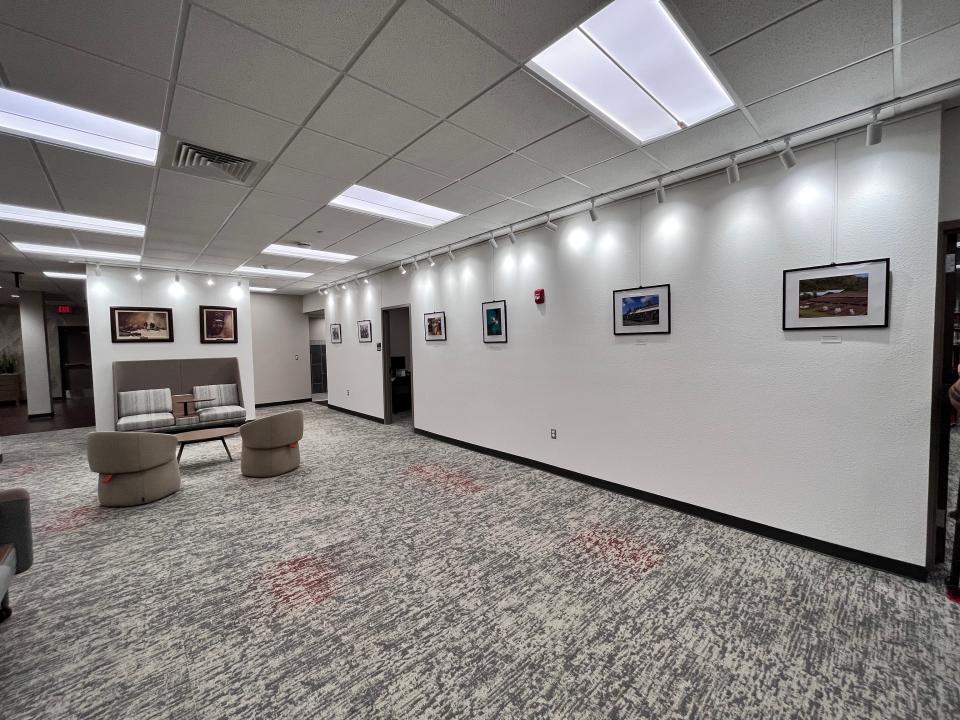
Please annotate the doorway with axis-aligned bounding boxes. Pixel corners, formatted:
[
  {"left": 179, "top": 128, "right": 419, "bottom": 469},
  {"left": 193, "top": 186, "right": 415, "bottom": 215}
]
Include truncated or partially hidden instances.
[
  {"left": 58, "top": 325, "right": 92, "bottom": 399},
  {"left": 381, "top": 305, "right": 413, "bottom": 426}
]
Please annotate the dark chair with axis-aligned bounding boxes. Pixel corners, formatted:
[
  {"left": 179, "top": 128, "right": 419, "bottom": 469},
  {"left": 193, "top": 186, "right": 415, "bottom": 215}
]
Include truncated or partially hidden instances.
[{"left": 0, "top": 488, "right": 33, "bottom": 622}]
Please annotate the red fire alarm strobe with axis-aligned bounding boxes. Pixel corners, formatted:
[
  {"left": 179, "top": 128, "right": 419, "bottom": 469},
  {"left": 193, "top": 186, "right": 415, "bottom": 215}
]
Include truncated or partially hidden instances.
[{"left": 534, "top": 288, "right": 545, "bottom": 304}]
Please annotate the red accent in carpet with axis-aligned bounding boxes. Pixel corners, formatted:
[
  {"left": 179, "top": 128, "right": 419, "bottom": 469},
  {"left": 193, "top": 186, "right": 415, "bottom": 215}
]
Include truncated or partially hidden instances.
[
  {"left": 572, "top": 529, "right": 663, "bottom": 577},
  {"left": 409, "top": 464, "right": 482, "bottom": 493},
  {"left": 267, "top": 555, "right": 339, "bottom": 607},
  {"left": 40, "top": 506, "right": 106, "bottom": 533}
]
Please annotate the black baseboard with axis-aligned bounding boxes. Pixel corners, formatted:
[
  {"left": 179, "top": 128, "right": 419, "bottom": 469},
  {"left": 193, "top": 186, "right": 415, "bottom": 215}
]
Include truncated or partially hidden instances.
[
  {"left": 255, "top": 398, "right": 312, "bottom": 408},
  {"left": 326, "top": 403, "right": 384, "bottom": 424},
  {"left": 414, "top": 428, "right": 928, "bottom": 582},
  {"left": 314, "top": 399, "right": 328, "bottom": 406},
  {"left": 27, "top": 412, "right": 54, "bottom": 419}
]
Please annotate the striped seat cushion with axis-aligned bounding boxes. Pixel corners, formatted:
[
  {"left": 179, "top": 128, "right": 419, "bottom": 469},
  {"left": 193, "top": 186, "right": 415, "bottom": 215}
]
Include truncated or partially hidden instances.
[
  {"left": 117, "top": 388, "right": 172, "bottom": 418},
  {"left": 197, "top": 405, "right": 245, "bottom": 423},
  {"left": 116, "top": 412, "right": 175, "bottom": 432},
  {"left": 192, "top": 384, "right": 239, "bottom": 410}
]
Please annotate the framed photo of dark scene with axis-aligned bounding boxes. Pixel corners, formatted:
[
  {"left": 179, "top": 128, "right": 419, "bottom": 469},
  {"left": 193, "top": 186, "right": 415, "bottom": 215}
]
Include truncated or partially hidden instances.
[
  {"left": 358, "top": 319, "right": 372, "bottom": 343},
  {"left": 199, "top": 306, "right": 237, "bottom": 343},
  {"left": 330, "top": 323, "right": 342, "bottom": 344},
  {"left": 783, "top": 258, "right": 889, "bottom": 330},
  {"left": 613, "top": 285, "right": 671, "bottom": 335},
  {"left": 482, "top": 300, "right": 507, "bottom": 343},
  {"left": 424, "top": 311, "right": 446, "bottom": 341},
  {"left": 110, "top": 307, "right": 174, "bottom": 343}
]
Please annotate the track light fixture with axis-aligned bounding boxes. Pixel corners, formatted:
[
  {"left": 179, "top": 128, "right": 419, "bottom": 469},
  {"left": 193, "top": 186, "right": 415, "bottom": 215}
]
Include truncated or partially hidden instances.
[
  {"left": 399, "top": 261, "right": 407, "bottom": 275},
  {"left": 726, "top": 155, "right": 740, "bottom": 184},
  {"left": 488, "top": 232, "right": 499, "bottom": 249},
  {"left": 174, "top": 272, "right": 180, "bottom": 283},
  {"left": 865, "top": 109, "right": 882, "bottom": 146},
  {"left": 340, "top": 283, "right": 347, "bottom": 290},
  {"left": 508, "top": 226, "right": 517, "bottom": 244},
  {"left": 428, "top": 253, "right": 436, "bottom": 267},
  {"left": 545, "top": 214, "right": 558, "bottom": 232},
  {"left": 354, "top": 277, "right": 361, "bottom": 288},
  {"left": 363, "top": 277, "right": 369, "bottom": 284},
  {"left": 589, "top": 200, "right": 598, "bottom": 222},
  {"left": 447, "top": 247, "right": 455, "bottom": 262},
  {"left": 655, "top": 179, "right": 666, "bottom": 204},
  {"left": 206, "top": 275, "right": 215, "bottom": 286},
  {"left": 778, "top": 138, "right": 797, "bottom": 170},
  {"left": 413, "top": 258, "right": 420, "bottom": 271},
  {"left": 95, "top": 264, "right": 102, "bottom": 277}
]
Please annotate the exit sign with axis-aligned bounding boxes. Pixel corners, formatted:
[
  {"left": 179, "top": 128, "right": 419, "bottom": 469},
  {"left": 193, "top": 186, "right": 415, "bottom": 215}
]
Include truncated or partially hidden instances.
[{"left": 56, "top": 305, "right": 74, "bottom": 314}]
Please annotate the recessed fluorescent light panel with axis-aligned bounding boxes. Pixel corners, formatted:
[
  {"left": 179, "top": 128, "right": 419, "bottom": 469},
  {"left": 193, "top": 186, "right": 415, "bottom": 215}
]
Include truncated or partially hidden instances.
[
  {"left": 0, "top": 88, "right": 160, "bottom": 165},
  {"left": 527, "top": 0, "right": 733, "bottom": 144},
  {"left": 14, "top": 242, "right": 141, "bottom": 263},
  {"left": 261, "top": 244, "right": 357, "bottom": 263},
  {"left": 43, "top": 271, "right": 87, "bottom": 280},
  {"left": 249, "top": 286, "right": 277, "bottom": 293},
  {"left": 0, "top": 203, "right": 145, "bottom": 237},
  {"left": 328, "top": 185, "right": 462, "bottom": 227},
  {"left": 235, "top": 266, "right": 313, "bottom": 279}
]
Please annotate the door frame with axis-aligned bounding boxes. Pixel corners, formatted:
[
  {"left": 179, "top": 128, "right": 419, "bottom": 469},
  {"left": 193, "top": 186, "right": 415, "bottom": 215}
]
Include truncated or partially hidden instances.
[{"left": 381, "top": 304, "right": 413, "bottom": 426}]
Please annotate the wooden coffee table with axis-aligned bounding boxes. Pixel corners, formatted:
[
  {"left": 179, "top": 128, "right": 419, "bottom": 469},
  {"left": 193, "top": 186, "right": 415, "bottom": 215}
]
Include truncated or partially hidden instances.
[{"left": 174, "top": 426, "right": 240, "bottom": 462}]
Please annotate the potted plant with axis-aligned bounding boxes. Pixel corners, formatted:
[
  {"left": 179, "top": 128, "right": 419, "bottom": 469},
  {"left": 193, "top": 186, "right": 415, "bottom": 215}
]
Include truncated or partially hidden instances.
[{"left": 0, "top": 352, "right": 21, "bottom": 405}]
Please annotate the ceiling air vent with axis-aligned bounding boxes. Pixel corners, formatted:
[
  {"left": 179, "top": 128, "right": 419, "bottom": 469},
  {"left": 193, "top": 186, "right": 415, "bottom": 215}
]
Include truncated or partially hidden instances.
[{"left": 170, "top": 140, "right": 256, "bottom": 183}]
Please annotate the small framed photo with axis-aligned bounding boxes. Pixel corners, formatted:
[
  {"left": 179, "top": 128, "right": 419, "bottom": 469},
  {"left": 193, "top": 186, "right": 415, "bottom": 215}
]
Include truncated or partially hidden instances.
[
  {"left": 330, "top": 323, "right": 342, "bottom": 344},
  {"left": 110, "top": 307, "right": 174, "bottom": 343},
  {"left": 783, "top": 258, "right": 889, "bottom": 330},
  {"left": 613, "top": 285, "right": 671, "bottom": 335},
  {"left": 424, "top": 311, "right": 446, "bottom": 341},
  {"left": 482, "top": 300, "right": 507, "bottom": 343},
  {"left": 358, "top": 319, "right": 372, "bottom": 343},
  {"left": 199, "top": 306, "right": 237, "bottom": 343}
]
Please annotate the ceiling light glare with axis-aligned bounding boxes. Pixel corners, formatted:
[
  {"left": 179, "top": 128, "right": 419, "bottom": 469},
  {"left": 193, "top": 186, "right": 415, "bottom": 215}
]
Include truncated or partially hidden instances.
[
  {"left": 400, "top": 261, "right": 407, "bottom": 275},
  {"left": 527, "top": 0, "right": 733, "bottom": 144},
  {"left": 323, "top": 288, "right": 329, "bottom": 295},
  {"left": 249, "top": 286, "right": 276, "bottom": 293},
  {"left": 235, "top": 265, "right": 313, "bottom": 279},
  {"left": 655, "top": 179, "right": 666, "bottom": 204},
  {"left": 545, "top": 216, "right": 558, "bottom": 232},
  {"left": 12, "top": 242, "right": 142, "bottom": 263},
  {"left": 0, "top": 204, "right": 145, "bottom": 237},
  {"left": 134, "top": 270, "right": 143, "bottom": 281},
  {"left": 206, "top": 275, "right": 215, "bottom": 286},
  {"left": 43, "top": 271, "right": 86, "bottom": 280},
  {"left": 488, "top": 233, "right": 499, "bottom": 249},
  {"left": 363, "top": 277, "right": 370, "bottom": 284},
  {"left": 0, "top": 87, "right": 160, "bottom": 165},
  {"left": 588, "top": 201, "right": 599, "bottom": 222},
  {"left": 726, "top": 156, "right": 740, "bottom": 184},
  {"left": 261, "top": 244, "right": 356, "bottom": 263},
  {"left": 329, "top": 185, "right": 462, "bottom": 227},
  {"left": 779, "top": 139, "right": 798, "bottom": 170},
  {"left": 865, "top": 110, "right": 882, "bottom": 147}
]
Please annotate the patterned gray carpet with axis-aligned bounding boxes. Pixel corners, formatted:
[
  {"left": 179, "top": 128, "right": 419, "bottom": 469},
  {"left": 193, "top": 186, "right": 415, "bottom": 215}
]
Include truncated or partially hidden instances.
[{"left": 0, "top": 403, "right": 958, "bottom": 719}]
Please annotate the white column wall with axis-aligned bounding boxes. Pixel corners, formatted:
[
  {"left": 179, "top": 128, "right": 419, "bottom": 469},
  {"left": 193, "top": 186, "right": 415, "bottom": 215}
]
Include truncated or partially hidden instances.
[{"left": 19, "top": 290, "right": 51, "bottom": 416}]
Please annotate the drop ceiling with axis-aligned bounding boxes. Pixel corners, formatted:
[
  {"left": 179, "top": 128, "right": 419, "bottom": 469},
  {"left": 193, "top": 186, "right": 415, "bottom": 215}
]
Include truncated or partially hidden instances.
[{"left": 0, "top": 0, "right": 958, "bottom": 295}]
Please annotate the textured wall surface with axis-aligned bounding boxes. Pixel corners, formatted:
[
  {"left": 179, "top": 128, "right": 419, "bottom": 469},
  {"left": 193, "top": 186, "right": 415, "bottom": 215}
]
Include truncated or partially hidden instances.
[{"left": 313, "top": 112, "right": 942, "bottom": 565}]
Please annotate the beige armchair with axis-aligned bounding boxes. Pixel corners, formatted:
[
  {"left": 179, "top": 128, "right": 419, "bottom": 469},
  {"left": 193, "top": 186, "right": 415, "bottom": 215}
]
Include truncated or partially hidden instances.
[
  {"left": 87, "top": 432, "right": 181, "bottom": 507},
  {"left": 239, "top": 410, "right": 304, "bottom": 478}
]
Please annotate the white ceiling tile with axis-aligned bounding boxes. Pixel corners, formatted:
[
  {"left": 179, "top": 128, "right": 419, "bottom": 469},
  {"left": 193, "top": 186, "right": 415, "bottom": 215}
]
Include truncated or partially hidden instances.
[
  {"left": 326, "top": 219, "right": 425, "bottom": 256},
  {"left": 257, "top": 165, "right": 347, "bottom": 205},
  {"left": 569, "top": 150, "right": 665, "bottom": 193},
  {"left": 275, "top": 129, "right": 386, "bottom": 183},
  {"left": 39, "top": 145, "right": 153, "bottom": 223},
  {"left": 363, "top": 160, "right": 454, "bottom": 200},
  {"left": 435, "top": 0, "right": 606, "bottom": 62},
  {"left": 411, "top": 216, "right": 493, "bottom": 245},
  {"left": 468, "top": 199, "right": 539, "bottom": 228},
  {"left": 520, "top": 118, "right": 634, "bottom": 174},
  {"left": 0, "top": 135, "right": 59, "bottom": 208},
  {"left": 178, "top": 8, "right": 337, "bottom": 124},
  {"left": 0, "top": 0, "right": 182, "bottom": 77},
  {"left": 145, "top": 227, "right": 212, "bottom": 251},
  {"left": 642, "top": 111, "right": 762, "bottom": 170},
  {"left": 167, "top": 86, "right": 298, "bottom": 161},
  {"left": 450, "top": 70, "right": 585, "bottom": 150},
  {"left": 349, "top": 0, "right": 515, "bottom": 116},
  {"left": 668, "top": 0, "right": 814, "bottom": 54},
  {"left": 307, "top": 77, "right": 438, "bottom": 155},
  {"left": 900, "top": 23, "right": 960, "bottom": 96},
  {"left": 141, "top": 257, "right": 193, "bottom": 269},
  {"left": 422, "top": 182, "right": 506, "bottom": 215},
  {"left": 140, "top": 249, "right": 198, "bottom": 262},
  {"left": 193, "top": 0, "right": 394, "bottom": 69},
  {"left": 155, "top": 169, "right": 248, "bottom": 207},
  {"left": 284, "top": 206, "right": 379, "bottom": 245},
  {"left": 0, "top": 25, "right": 167, "bottom": 129},
  {"left": 713, "top": 0, "right": 892, "bottom": 104},
  {"left": 748, "top": 54, "right": 893, "bottom": 139},
  {"left": 513, "top": 178, "right": 592, "bottom": 211},
  {"left": 397, "top": 123, "right": 507, "bottom": 179},
  {"left": 901, "top": 0, "right": 960, "bottom": 42},
  {"left": 218, "top": 206, "right": 301, "bottom": 243},
  {"left": 463, "top": 154, "right": 560, "bottom": 196},
  {"left": 240, "top": 190, "right": 318, "bottom": 223}
]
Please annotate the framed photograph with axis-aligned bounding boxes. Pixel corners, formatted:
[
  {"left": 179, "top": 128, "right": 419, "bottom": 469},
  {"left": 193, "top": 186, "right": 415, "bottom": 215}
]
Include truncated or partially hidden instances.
[
  {"left": 330, "top": 323, "right": 342, "bottom": 344},
  {"left": 613, "top": 285, "right": 671, "bottom": 335},
  {"left": 482, "top": 300, "right": 507, "bottom": 343},
  {"left": 199, "top": 306, "right": 237, "bottom": 343},
  {"left": 783, "top": 258, "right": 889, "bottom": 330},
  {"left": 424, "top": 311, "right": 446, "bottom": 341},
  {"left": 110, "top": 307, "right": 174, "bottom": 343},
  {"left": 357, "top": 319, "right": 372, "bottom": 343}
]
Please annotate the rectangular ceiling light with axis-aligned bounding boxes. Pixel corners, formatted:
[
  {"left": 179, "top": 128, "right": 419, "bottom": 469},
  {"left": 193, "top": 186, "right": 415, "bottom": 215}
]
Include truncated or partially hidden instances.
[
  {"left": 14, "top": 242, "right": 141, "bottom": 263},
  {"left": 0, "top": 203, "right": 145, "bottom": 237},
  {"left": 235, "top": 265, "right": 313, "bottom": 279},
  {"left": 261, "top": 244, "right": 357, "bottom": 263},
  {"left": 0, "top": 88, "right": 160, "bottom": 165},
  {"left": 528, "top": 0, "right": 733, "bottom": 144},
  {"left": 328, "top": 185, "right": 462, "bottom": 227},
  {"left": 43, "top": 271, "right": 87, "bottom": 280},
  {"left": 249, "top": 286, "right": 277, "bottom": 293}
]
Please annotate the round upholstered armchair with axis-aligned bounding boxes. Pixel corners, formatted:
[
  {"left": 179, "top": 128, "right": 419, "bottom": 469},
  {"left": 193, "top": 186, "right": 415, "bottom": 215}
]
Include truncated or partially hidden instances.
[
  {"left": 239, "top": 410, "right": 304, "bottom": 478},
  {"left": 87, "top": 432, "right": 181, "bottom": 507}
]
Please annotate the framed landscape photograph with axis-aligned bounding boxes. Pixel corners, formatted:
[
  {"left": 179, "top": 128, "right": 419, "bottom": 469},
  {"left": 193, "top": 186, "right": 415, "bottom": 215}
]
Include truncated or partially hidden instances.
[
  {"left": 199, "top": 306, "right": 237, "bottom": 343},
  {"left": 482, "top": 300, "right": 507, "bottom": 343},
  {"left": 613, "top": 285, "right": 671, "bottom": 335},
  {"left": 358, "top": 319, "right": 372, "bottom": 343},
  {"left": 110, "top": 307, "right": 174, "bottom": 343},
  {"left": 424, "top": 311, "right": 446, "bottom": 341},
  {"left": 783, "top": 258, "right": 889, "bottom": 330},
  {"left": 330, "top": 323, "right": 342, "bottom": 344}
]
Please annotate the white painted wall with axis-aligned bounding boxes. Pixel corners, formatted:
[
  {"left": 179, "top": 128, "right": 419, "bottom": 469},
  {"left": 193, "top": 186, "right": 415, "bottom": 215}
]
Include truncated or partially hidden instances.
[
  {"left": 308, "top": 316, "right": 327, "bottom": 345},
  {"left": 942, "top": 106, "right": 960, "bottom": 221},
  {"left": 251, "top": 292, "right": 310, "bottom": 404},
  {"left": 87, "top": 267, "right": 255, "bottom": 430},
  {"left": 19, "top": 291, "right": 51, "bottom": 416},
  {"left": 313, "top": 112, "right": 943, "bottom": 566}
]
